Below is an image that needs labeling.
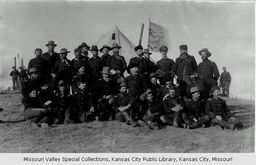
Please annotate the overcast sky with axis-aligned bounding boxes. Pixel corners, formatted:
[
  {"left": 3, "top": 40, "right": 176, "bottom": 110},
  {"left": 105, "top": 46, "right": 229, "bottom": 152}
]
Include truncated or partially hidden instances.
[{"left": 0, "top": 0, "right": 254, "bottom": 99}]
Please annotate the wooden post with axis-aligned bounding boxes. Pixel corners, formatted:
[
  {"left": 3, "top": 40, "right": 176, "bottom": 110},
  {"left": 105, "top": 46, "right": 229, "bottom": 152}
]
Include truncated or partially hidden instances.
[{"left": 138, "top": 23, "right": 144, "bottom": 45}]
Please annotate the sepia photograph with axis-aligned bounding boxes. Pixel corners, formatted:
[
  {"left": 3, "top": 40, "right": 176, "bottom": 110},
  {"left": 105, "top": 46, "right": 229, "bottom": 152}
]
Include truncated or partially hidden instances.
[{"left": 0, "top": 0, "right": 254, "bottom": 155}]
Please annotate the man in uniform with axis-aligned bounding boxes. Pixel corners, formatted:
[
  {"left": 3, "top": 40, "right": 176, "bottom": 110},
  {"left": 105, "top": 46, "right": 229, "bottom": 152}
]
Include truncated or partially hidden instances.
[
  {"left": 71, "top": 47, "right": 89, "bottom": 76},
  {"left": 197, "top": 48, "right": 220, "bottom": 98},
  {"left": 148, "top": 73, "right": 161, "bottom": 94},
  {"left": 41, "top": 41, "right": 60, "bottom": 76},
  {"left": 182, "top": 87, "right": 210, "bottom": 129},
  {"left": 21, "top": 68, "right": 41, "bottom": 98},
  {"left": 100, "top": 45, "right": 111, "bottom": 67},
  {"left": 10, "top": 66, "right": 20, "bottom": 90},
  {"left": 125, "top": 64, "right": 148, "bottom": 121},
  {"left": 163, "top": 86, "right": 185, "bottom": 127},
  {"left": 28, "top": 48, "right": 48, "bottom": 80},
  {"left": 79, "top": 42, "right": 90, "bottom": 60},
  {"left": 156, "top": 45, "right": 175, "bottom": 85},
  {"left": 156, "top": 73, "right": 175, "bottom": 100},
  {"left": 92, "top": 67, "right": 118, "bottom": 121},
  {"left": 205, "top": 86, "right": 243, "bottom": 130},
  {"left": 72, "top": 65, "right": 91, "bottom": 94},
  {"left": 143, "top": 49, "right": 158, "bottom": 75},
  {"left": 107, "top": 43, "right": 127, "bottom": 84},
  {"left": 219, "top": 66, "right": 231, "bottom": 97},
  {"left": 175, "top": 45, "right": 197, "bottom": 97},
  {"left": 87, "top": 45, "right": 104, "bottom": 82},
  {"left": 54, "top": 48, "right": 73, "bottom": 85},
  {"left": 128, "top": 45, "right": 148, "bottom": 81}
]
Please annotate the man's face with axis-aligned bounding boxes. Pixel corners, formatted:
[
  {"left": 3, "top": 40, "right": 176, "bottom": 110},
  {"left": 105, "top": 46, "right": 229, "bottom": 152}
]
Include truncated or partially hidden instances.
[
  {"left": 60, "top": 53, "right": 67, "bottom": 60},
  {"left": 113, "top": 48, "right": 119, "bottom": 54},
  {"left": 75, "top": 51, "right": 81, "bottom": 58},
  {"left": 213, "top": 90, "right": 221, "bottom": 97},
  {"left": 78, "top": 67, "right": 85, "bottom": 75},
  {"left": 200, "top": 52, "right": 207, "bottom": 61},
  {"left": 30, "top": 72, "right": 38, "bottom": 80},
  {"left": 192, "top": 92, "right": 200, "bottom": 101},
  {"left": 91, "top": 51, "right": 98, "bottom": 57},
  {"left": 136, "top": 49, "right": 144, "bottom": 57},
  {"left": 29, "top": 90, "right": 37, "bottom": 98},
  {"left": 79, "top": 83, "right": 87, "bottom": 91},
  {"left": 102, "top": 73, "right": 110, "bottom": 81},
  {"left": 47, "top": 45, "right": 55, "bottom": 51},
  {"left": 169, "top": 90, "right": 176, "bottom": 98},
  {"left": 161, "top": 51, "right": 167, "bottom": 57},
  {"left": 180, "top": 49, "right": 187, "bottom": 54},
  {"left": 146, "top": 93, "right": 154, "bottom": 102},
  {"left": 150, "top": 77, "right": 157, "bottom": 85},
  {"left": 144, "top": 53, "right": 150, "bottom": 59},
  {"left": 165, "top": 81, "right": 172, "bottom": 87},
  {"left": 120, "top": 86, "right": 128, "bottom": 94},
  {"left": 81, "top": 47, "right": 88, "bottom": 53},
  {"left": 130, "top": 67, "right": 139, "bottom": 76},
  {"left": 58, "top": 85, "right": 65, "bottom": 92},
  {"left": 102, "top": 48, "right": 109, "bottom": 54},
  {"left": 35, "top": 50, "right": 42, "bottom": 57}
]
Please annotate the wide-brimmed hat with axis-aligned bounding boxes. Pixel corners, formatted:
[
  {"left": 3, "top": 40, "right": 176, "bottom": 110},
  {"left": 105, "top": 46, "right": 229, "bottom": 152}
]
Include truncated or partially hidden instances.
[
  {"left": 150, "top": 73, "right": 157, "bottom": 78},
  {"left": 101, "top": 67, "right": 110, "bottom": 75},
  {"left": 59, "top": 48, "right": 71, "bottom": 54},
  {"left": 135, "top": 45, "right": 143, "bottom": 51},
  {"left": 90, "top": 45, "right": 99, "bottom": 51},
  {"left": 100, "top": 45, "right": 111, "bottom": 52},
  {"left": 179, "top": 44, "right": 188, "bottom": 50},
  {"left": 120, "top": 82, "right": 127, "bottom": 88},
  {"left": 143, "top": 49, "right": 152, "bottom": 55},
  {"left": 198, "top": 48, "right": 211, "bottom": 57},
  {"left": 111, "top": 43, "right": 121, "bottom": 50},
  {"left": 159, "top": 45, "right": 168, "bottom": 52},
  {"left": 27, "top": 68, "right": 39, "bottom": 74},
  {"left": 211, "top": 86, "right": 220, "bottom": 93},
  {"left": 46, "top": 41, "right": 57, "bottom": 47},
  {"left": 190, "top": 86, "right": 200, "bottom": 94},
  {"left": 79, "top": 42, "right": 90, "bottom": 50}
]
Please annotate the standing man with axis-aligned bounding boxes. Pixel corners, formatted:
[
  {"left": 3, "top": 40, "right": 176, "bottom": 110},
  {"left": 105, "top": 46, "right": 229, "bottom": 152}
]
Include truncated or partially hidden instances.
[
  {"left": 28, "top": 48, "right": 48, "bottom": 80},
  {"left": 143, "top": 49, "right": 158, "bottom": 75},
  {"left": 87, "top": 45, "right": 104, "bottom": 82},
  {"left": 54, "top": 48, "right": 73, "bottom": 85},
  {"left": 41, "top": 41, "right": 60, "bottom": 76},
  {"left": 10, "top": 66, "right": 20, "bottom": 90},
  {"left": 175, "top": 45, "right": 197, "bottom": 97},
  {"left": 107, "top": 43, "right": 127, "bottom": 83},
  {"left": 79, "top": 42, "right": 90, "bottom": 60},
  {"left": 100, "top": 45, "right": 111, "bottom": 67},
  {"left": 128, "top": 45, "right": 148, "bottom": 80},
  {"left": 220, "top": 66, "right": 231, "bottom": 97},
  {"left": 156, "top": 45, "right": 175, "bottom": 85},
  {"left": 71, "top": 47, "right": 90, "bottom": 76},
  {"left": 197, "top": 48, "right": 220, "bottom": 98}
]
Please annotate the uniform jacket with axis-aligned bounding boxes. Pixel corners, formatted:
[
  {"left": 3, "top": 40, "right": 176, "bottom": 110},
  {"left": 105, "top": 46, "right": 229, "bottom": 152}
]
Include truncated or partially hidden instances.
[
  {"left": 156, "top": 57, "right": 175, "bottom": 75},
  {"left": 72, "top": 90, "right": 93, "bottom": 113},
  {"left": 205, "top": 97, "right": 230, "bottom": 119},
  {"left": 184, "top": 99, "right": 206, "bottom": 119},
  {"left": 87, "top": 56, "right": 104, "bottom": 81},
  {"left": 112, "top": 93, "right": 132, "bottom": 112},
  {"left": 10, "top": 70, "right": 19, "bottom": 78},
  {"left": 127, "top": 57, "right": 148, "bottom": 75},
  {"left": 101, "top": 54, "right": 111, "bottom": 67},
  {"left": 54, "top": 59, "right": 73, "bottom": 83},
  {"left": 145, "top": 58, "right": 158, "bottom": 74},
  {"left": 22, "top": 96, "right": 43, "bottom": 110},
  {"left": 220, "top": 71, "right": 231, "bottom": 84},
  {"left": 28, "top": 57, "right": 48, "bottom": 75},
  {"left": 93, "top": 78, "right": 118, "bottom": 99},
  {"left": 124, "top": 74, "right": 147, "bottom": 97},
  {"left": 107, "top": 55, "right": 127, "bottom": 75},
  {"left": 41, "top": 51, "right": 60, "bottom": 73},
  {"left": 175, "top": 54, "right": 197, "bottom": 81},
  {"left": 198, "top": 59, "right": 220, "bottom": 80},
  {"left": 71, "top": 56, "right": 89, "bottom": 74}
]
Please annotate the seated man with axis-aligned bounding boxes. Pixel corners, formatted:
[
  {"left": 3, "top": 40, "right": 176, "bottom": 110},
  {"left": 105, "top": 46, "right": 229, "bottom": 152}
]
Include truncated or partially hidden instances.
[
  {"left": 156, "top": 73, "right": 175, "bottom": 100},
  {"left": 205, "top": 86, "right": 244, "bottom": 130},
  {"left": 148, "top": 73, "right": 161, "bottom": 94},
  {"left": 92, "top": 67, "right": 118, "bottom": 121},
  {"left": 163, "top": 86, "right": 184, "bottom": 127},
  {"left": 69, "top": 81, "right": 95, "bottom": 123},
  {"left": 182, "top": 87, "right": 210, "bottom": 129},
  {"left": 113, "top": 82, "right": 138, "bottom": 127},
  {"left": 141, "top": 89, "right": 168, "bottom": 130},
  {"left": 22, "top": 86, "right": 54, "bottom": 127},
  {"left": 72, "top": 65, "right": 91, "bottom": 94},
  {"left": 51, "top": 80, "right": 72, "bottom": 124}
]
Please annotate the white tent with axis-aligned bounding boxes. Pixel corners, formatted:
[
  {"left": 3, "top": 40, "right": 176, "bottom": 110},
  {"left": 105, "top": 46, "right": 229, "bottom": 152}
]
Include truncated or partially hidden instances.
[{"left": 95, "top": 26, "right": 137, "bottom": 63}]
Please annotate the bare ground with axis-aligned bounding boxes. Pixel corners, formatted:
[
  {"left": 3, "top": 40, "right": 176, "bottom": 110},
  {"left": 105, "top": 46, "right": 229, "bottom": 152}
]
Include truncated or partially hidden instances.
[{"left": 0, "top": 94, "right": 254, "bottom": 153}]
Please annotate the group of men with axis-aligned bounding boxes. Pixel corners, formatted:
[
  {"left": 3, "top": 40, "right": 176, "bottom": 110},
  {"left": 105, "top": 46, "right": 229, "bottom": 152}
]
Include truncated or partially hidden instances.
[{"left": 19, "top": 40, "right": 241, "bottom": 130}]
